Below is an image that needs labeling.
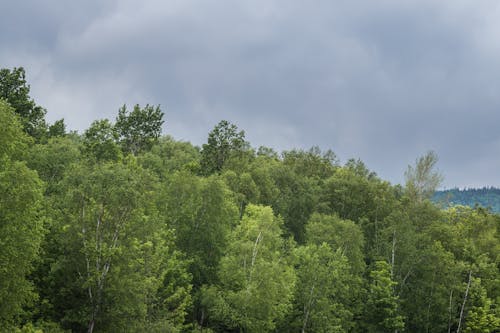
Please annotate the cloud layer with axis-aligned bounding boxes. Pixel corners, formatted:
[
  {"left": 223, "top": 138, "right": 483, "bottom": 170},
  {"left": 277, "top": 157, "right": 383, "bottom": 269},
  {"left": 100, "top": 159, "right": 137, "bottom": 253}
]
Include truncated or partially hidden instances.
[{"left": 1, "top": 0, "right": 500, "bottom": 187}]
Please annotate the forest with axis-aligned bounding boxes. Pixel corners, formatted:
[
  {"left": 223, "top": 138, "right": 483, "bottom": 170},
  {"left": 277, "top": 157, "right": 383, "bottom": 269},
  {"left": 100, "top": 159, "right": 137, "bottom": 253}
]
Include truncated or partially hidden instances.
[
  {"left": 1, "top": 67, "right": 499, "bottom": 333},
  {"left": 434, "top": 188, "right": 500, "bottom": 213}
]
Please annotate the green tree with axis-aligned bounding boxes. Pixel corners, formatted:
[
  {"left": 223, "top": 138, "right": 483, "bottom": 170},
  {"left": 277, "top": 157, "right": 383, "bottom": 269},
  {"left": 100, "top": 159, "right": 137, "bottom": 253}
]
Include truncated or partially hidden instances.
[
  {"left": 137, "top": 136, "right": 200, "bottom": 179},
  {"left": 282, "top": 146, "right": 338, "bottom": 180},
  {"left": 48, "top": 160, "right": 189, "bottom": 332},
  {"left": 82, "top": 119, "right": 121, "bottom": 162},
  {"left": 0, "top": 67, "right": 48, "bottom": 139},
  {"left": 271, "top": 164, "right": 319, "bottom": 243},
  {"left": 306, "top": 213, "right": 365, "bottom": 274},
  {"left": 161, "top": 172, "right": 238, "bottom": 288},
  {"left": 464, "top": 277, "right": 500, "bottom": 333},
  {"left": 115, "top": 104, "right": 164, "bottom": 155},
  {"left": 47, "top": 119, "right": 66, "bottom": 138},
  {"left": 248, "top": 155, "right": 280, "bottom": 207},
  {"left": 320, "top": 167, "right": 396, "bottom": 224},
  {"left": 205, "top": 205, "right": 295, "bottom": 332},
  {"left": 0, "top": 101, "right": 45, "bottom": 327},
  {"left": 287, "top": 243, "right": 354, "bottom": 333},
  {"left": 364, "top": 261, "right": 405, "bottom": 333},
  {"left": 27, "top": 136, "right": 81, "bottom": 195},
  {"left": 223, "top": 170, "right": 260, "bottom": 218},
  {"left": 405, "top": 151, "right": 443, "bottom": 202},
  {"left": 200, "top": 120, "right": 249, "bottom": 175},
  {"left": 0, "top": 100, "right": 31, "bottom": 159}
]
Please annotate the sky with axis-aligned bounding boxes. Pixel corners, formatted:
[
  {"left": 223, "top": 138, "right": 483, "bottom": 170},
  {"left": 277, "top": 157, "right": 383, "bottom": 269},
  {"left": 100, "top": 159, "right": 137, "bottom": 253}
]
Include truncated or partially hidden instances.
[{"left": 1, "top": 0, "right": 500, "bottom": 188}]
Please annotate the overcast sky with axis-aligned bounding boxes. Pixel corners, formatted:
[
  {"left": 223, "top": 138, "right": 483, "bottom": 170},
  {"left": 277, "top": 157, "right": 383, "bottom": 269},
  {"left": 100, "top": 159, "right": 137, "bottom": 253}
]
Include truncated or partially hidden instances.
[{"left": 1, "top": 0, "right": 500, "bottom": 188}]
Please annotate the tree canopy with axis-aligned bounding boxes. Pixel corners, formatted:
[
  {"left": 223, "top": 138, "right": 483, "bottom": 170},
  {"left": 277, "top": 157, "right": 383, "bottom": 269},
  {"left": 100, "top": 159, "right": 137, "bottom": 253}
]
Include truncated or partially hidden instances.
[{"left": 1, "top": 67, "right": 498, "bottom": 333}]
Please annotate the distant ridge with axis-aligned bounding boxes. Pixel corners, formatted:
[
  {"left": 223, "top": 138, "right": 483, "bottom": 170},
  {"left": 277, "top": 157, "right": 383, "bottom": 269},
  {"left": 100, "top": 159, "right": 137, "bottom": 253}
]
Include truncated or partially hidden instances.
[{"left": 433, "top": 187, "right": 500, "bottom": 213}]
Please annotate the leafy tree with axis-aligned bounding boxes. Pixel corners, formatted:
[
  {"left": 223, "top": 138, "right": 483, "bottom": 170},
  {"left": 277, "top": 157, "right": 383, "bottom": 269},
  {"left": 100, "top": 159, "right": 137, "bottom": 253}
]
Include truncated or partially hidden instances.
[
  {"left": 27, "top": 136, "right": 81, "bottom": 195},
  {"left": 271, "top": 164, "right": 319, "bottom": 243},
  {"left": 47, "top": 161, "right": 189, "bottom": 332},
  {"left": 248, "top": 155, "right": 281, "bottom": 207},
  {"left": 282, "top": 146, "right": 338, "bottom": 180},
  {"left": 161, "top": 171, "right": 238, "bottom": 288},
  {"left": 200, "top": 120, "right": 249, "bottom": 175},
  {"left": 0, "top": 100, "right": 31, "bottom": 159},
  {"left": 0, "top": 67, "right": 48, "bottom": 139},
  {"left": 82, "top": 119, "right": 121, "bottom": 162},
  {"left": 115, "top": 104, "right": 164, "bottom": 155},
  {"left": 405, "top": 151, "right": 443, "bottom": 202},
  {"left": 345, "top": 158, "right": 377, "bottom": 179},
  {"left": 464, "top": 277, "right": 500, "bottom": 333},
  {"left": 0, "top": 159, "right": 45, "bottom": 327},
  {"left": 320, "top": 167, "right": 396, "bottom": 224},
  {"left": 223, "top": 170, "right": 260, "bottom": 218},
  {"left": 306, "top": 213, "right": 365, "bottom": 274},
  {"left": 205, "top": 205, "right": 295, "bottom": 332},
  {"left": 137, "top": 136, "right": 200, "bottom": 179},
  {"left": 0, "top": 101, "right": 45, "bottom": 327},
  {"left": 47, "top": 119, "right": 66, "bottom": 138},
  {"left": 286, "top": 243, "right": 354, "bottom": 333},
  {"left": 256, "top": 145, "right": 279, "bottom": 159},
  {"left": 364, "top": 261, "right": 405, "bottom": 333},
  {"left": 400, "top": 241, "right": 463, "bottom": 332}
]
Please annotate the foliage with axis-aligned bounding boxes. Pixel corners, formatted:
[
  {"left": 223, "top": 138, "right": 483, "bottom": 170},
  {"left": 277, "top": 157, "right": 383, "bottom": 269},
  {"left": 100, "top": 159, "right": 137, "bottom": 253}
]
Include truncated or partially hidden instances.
[
  {"left": 200, "top": 120, "right": 249, "bottom": 175},
  {"left": 82, "top": 119, "right": 121, "bottom": 162},
  {"left": 364, "top": 261, "right": 405, "bottom": 333},
  {"left": 0, "top": 67, "right": 65, "bottom": 141},
  {"left": 1, "top": 70, "right": 499, "bottom": 332},
  {"left": 405, "top": 150, "right": 443, "bottom": 202},
  {"left": 115, "top": 104, "right": 165, "bottom": 155},
  {"left": 434, "top": 187, "right": 500, "bottom": 213},
  {"left": 285, "top": 243, "right": 354, "bottom": 333},
  {"left": 160, "top": 171, "right": 238, "bottom": 288},
  {"left": 0, "top": 102, "right": 45, "bottom": 327},
  {"left": 204, "top": 205, "right": 295, "bottom": 332}
]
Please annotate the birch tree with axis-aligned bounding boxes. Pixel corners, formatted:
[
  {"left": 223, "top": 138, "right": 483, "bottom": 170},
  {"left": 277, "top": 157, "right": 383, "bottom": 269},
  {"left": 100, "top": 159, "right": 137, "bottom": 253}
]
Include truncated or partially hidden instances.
[
  {"left": 53, "top": 160, "right": 189, "bottom": 332},
  {"left": 0, "top": 100, "right": 45, "bottom": 327},
  {"left": 288, "top": 243, "right": 353, "bottom": 333},
  {"left": 206, "top": 205, "right": 295, "bottom": 332}
]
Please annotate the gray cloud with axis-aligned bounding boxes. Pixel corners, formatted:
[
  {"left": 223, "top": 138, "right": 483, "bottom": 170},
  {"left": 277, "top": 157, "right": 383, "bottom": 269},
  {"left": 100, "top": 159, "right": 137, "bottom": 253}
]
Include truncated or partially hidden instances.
[{"left": 1, "top": 0, "right": 499, "bottom": 187}]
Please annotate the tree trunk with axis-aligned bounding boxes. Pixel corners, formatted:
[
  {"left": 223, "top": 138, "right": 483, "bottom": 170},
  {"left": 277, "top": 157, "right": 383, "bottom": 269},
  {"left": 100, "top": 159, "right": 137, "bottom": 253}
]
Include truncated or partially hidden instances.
[
  {"left": 302, "top": 285, "right": 315, "bottom": 333},
  {"left": 448, "top": 290, "right": 454, "bottom": 333},
  {"left": 456, "top": 270, "right": 472, "bottom": 333},
  {"left": 391, "top": 229, "right": 396, "bottom": 279},
  {"left": 88, "top": 318, "right": 95, "bottom": 333}
]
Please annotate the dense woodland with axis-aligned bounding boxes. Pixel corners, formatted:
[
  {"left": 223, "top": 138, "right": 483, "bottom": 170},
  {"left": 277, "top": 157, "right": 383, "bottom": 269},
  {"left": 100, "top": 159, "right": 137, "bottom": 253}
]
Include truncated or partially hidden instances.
[
  {"left": 434, "top": 188, "right": 500, "bottom": 213},
  {"left": 1, "top": 67, "right": 499, "bottom": 332}
]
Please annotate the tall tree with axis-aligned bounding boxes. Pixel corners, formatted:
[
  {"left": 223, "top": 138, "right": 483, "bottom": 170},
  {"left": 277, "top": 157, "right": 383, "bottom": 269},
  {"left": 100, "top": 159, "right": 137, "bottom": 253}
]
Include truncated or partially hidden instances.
[
  {"left": 364, "top": 261, "right": 405, "bottom": 333},
  {"left": 271, "top": 164, "right": 319, "bottom": 244},
  {"left": 306, "top": 213, "right": 365, "bottom": 274},
  {"left": 0, "top": 67, "right": 65, "bottom": 141},
  {"left": 282, "top": 146, "right": 338, "bottom": 180},
  {"left": 137, "top": 136, "right": 200, "bottom": 179},
  {"left": 0, "top": 100, "right": 45, "bottom": 327},
  {"left": 82, "top": 119, "right": 121, "bottom": 162},
  {"left": 48, "top": 160, "right": 189, "bottom": 332},
  {"left": 405, "top": 151, "right": 443, "bottom": 202},
  {"left": 0, "top": 67, "right": 47, "bottom": 139},
  {"left": 115, "top": 104, "right": 164, "bottom": 155},
  {"left": 27, "top": 136, "right": 81, "bottom": 195},
  {"left": 200, "top": 120, "right": 249, "bottom": 175},
  {"left": 286, "top": 243, "right": 354, "bottom": 333},
  {"left": 204, "top": 205, "right": 295, "bottom": 332},
  {"left": 161, "top": 171, "right": 238, "bottom": 288}
]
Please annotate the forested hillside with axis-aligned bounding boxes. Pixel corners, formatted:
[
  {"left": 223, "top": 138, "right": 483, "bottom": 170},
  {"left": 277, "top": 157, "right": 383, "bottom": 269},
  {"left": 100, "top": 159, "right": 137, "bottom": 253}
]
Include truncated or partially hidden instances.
[
  {"left": 1, "top": 67, "right": 499, "bottom": 332},
  {"left": 434, "top": 187, "right": 500, "bottom": 213}
]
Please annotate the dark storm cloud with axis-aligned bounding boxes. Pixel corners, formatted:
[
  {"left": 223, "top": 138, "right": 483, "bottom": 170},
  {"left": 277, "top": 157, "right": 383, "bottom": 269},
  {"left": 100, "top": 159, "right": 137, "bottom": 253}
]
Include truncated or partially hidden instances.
[{"left": 1, "top": 0, "right": 500, "bottom": 187}]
